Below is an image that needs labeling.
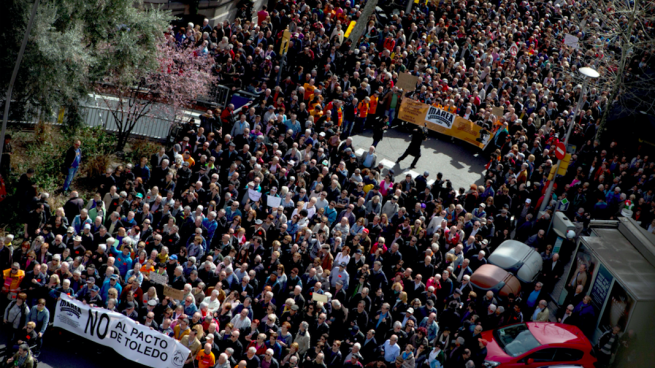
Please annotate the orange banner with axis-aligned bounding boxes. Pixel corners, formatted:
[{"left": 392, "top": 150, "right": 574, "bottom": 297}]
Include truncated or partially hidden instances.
[{"left": 398, "top": 99, "right": 499, "bottom": 149}]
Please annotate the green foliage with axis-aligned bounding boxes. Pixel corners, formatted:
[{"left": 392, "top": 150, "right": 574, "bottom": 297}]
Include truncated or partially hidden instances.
[
  {"left": 76, "top": 126, "right": 118, "bottom": 157},
  {"left": 0, "top": 125, "right": 118, "bottom": 234},
  {"left": 125, "top": 139, "right": 160, "bottom": 165},
  {"left": 0, "top": 0, "right": 173, "bottom": 121}
]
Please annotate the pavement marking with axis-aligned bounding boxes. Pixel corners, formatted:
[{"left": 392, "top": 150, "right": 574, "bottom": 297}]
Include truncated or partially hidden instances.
[
  {"left": 379, "top": 159, "right": 395, "bottom": 168},
  {"left": 405, "top": 170, "right": 420, "bottom": 179},
  {"left": 355, "top": 148, "right": 366, "bottom": 157},
  {"left": 427, "top": 179, "right": 435, "bottom": 186}
]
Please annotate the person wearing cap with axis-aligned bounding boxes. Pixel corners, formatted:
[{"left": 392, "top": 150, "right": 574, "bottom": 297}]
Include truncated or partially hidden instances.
[
  {"left": 70, "top": 235, "right": 86, "bottom": 259},
  {"left": 401, "top": 308, "right": 417, "bottom": 328},
  {"left": 76, "top": 277, "right": 97, "bottom": 300},
  {"left": 100, "top": 273, "right": 122, "bottom": 302},
  {"left": 83, "top": 284, "right": 103, "bottom": 306},
  {"left": 122, "top": 301, "right": 139, "bottom": 321},
  {"left": 252, "top": 219, "right": 267, "bottom": 242}
]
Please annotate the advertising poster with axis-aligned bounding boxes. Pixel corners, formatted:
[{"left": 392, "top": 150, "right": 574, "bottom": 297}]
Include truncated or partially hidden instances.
[{"left": 599, "top": 282, "right": 634, "bottom": 333}]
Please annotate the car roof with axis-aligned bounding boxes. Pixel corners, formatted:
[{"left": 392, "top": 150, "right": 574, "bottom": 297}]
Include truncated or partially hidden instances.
[
  {"left": 488, "top": 240, "right": 543, "bottom": 283},
  {"left": 526, "top": 322, "right": 591, "bottom": 347}
]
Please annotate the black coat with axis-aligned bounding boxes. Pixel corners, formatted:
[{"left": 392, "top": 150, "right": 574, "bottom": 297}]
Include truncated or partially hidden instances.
[
  {"left": 62, "top": 146, "right": 81, "bottom": 174},
  {"left": 406, "top": 128, "right": 427, "bottom": 156}
]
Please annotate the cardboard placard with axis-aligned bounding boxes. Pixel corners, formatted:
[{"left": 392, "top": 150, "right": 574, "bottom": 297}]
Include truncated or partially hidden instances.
[
  {"left": 491, "top": 106, "right": 505, "bottom": 119},
  {"left": 164, "top": 285, "right": 185, "bottom": 300},
  {"left": 312, "top": 293, "right": 328, "bottom": 303},
  {"left": 397, "top": 73, "right": 419, "bottom": 92}
]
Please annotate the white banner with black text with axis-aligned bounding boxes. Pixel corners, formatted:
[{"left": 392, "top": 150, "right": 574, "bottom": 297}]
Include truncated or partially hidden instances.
[{"left": 54, "top": 298, "right": 190, "bottom": 368}]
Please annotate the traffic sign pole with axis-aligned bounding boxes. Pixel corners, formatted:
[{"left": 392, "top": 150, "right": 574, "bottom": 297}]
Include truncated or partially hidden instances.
[{"left": 539, "top": 68, "right": 598, "bottom": 213}]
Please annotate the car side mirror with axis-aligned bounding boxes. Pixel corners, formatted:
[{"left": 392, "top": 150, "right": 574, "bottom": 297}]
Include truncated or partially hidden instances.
[{"left": 526, "top": 358, "right": 534, "bottom": 365}]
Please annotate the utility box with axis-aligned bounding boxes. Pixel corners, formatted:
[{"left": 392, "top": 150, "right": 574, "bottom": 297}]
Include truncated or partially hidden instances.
[{"left": 552, "top": 211, "right": 575, "bottom": 238}]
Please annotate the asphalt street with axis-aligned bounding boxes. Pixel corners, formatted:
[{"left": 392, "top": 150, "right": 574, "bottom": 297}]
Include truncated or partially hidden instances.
[{"left": 350, "top": 126, "right": 488, "bottom": 188}]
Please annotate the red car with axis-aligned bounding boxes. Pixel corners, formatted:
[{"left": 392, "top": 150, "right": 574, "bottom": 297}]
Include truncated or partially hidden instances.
[{"left": 481, "top": 322, "right": 597, "bottom": 368}]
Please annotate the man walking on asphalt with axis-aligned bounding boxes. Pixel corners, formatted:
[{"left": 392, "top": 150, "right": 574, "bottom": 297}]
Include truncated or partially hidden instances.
[{"left": 396, "top": 125, "right": 427, "bottom": 169}]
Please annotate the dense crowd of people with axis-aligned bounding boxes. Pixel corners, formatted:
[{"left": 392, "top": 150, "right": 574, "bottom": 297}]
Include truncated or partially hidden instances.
[{"left": 1, "top": 0, "right": 652, "bottom": 367}]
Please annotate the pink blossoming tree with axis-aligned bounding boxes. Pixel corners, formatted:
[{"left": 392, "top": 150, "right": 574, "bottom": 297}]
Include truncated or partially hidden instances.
[{"left": 96, "top": 36, "right": 215, "bottom": 152}]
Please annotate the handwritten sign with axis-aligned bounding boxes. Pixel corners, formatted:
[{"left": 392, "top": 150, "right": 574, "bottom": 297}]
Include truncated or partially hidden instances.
[
  {"left": 397, "top": 73, "right": 419, "bottom": 92},
  {"left": 267, "top": 195, "right": 282, "bottom": 208},
  {"left": 312, "top": 293, "right": 328, "bottom": 303},
  {"left": 149, "top": 272, "right": 167, "bottom": 285},
  {"left": 564, "top": 34, "right": 579, "bottom": 49},
  {"left": 248, "top": 189, "right": 262, "bottom": 202},
  {"left": 492, "top": 106, "right": 505, "bottom": 119},
  {"left": 163, "top": 285, "right": 185, "bottom": 301}
]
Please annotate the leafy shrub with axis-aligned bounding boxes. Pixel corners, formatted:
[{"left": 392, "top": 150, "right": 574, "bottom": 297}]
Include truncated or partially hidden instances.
[{"left": 125, "top": 139, "right": 160, "bottom": 165}]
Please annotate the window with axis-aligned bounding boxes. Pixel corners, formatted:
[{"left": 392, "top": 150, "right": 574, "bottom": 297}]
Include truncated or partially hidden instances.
[
  {"left": 554, "top": 348, "right": 584, "bottom": 362},
  {"left": 526, "top": 348, "right": 557, "bottom": 362},
  {"left": 494, "top": 324, "right": 542, "bottom": 357}
]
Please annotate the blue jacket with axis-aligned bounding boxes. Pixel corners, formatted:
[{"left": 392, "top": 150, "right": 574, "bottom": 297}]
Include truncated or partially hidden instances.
[
  {"left": 28, "top": 306, "right": 50, "bottom": 334},
  {"left": 100, "top": 279, "right": 122, "bottom": 302},
  {"left": 72, "top": 215, "right": 92, "bottom": 234},
  {"left": 202, "top": 218, "right": 218, "bottom": 243},
  {"left": 132, "top": 164, "right": 150, "bottom": 183},
  {"left": 111, "top": 245, "right": 133, "bottom": 277}
]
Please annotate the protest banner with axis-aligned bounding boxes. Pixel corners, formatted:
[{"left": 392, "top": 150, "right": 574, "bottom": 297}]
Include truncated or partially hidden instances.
[
  {"left": 398, "top": 99, "right": 499, "bottom": 149},
  {"left": 54, "top": 298, "right": 190, "bottom": 368},
  {"left": 397, "top": 73, "right": 419, "bottom": 92},
  {"left": 163, "top": 285, "right": 185, "bottom": 300}
]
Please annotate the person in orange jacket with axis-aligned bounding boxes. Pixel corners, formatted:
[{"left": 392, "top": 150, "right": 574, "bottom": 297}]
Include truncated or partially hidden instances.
[
  {"left": 196, "top": 343, "right": 216, "bottom": 368},
  {"left": 357, "top": 97, "right": 370, "bottom": 132}
]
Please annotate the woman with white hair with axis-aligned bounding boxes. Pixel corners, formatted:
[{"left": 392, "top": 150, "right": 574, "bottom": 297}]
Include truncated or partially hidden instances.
[
  {"left": 294, "top": 321, "right": 311, "bottom": 356},
  {"left": 205, "top": 289, "right": 221, "bottom": 314}
]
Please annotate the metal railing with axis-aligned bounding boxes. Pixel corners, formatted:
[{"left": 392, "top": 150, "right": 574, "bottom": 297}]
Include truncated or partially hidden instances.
[
  {"left": 197, "top": 84, "right": 231, "bottom": 108},
  {"left": 79, "top": 104, "right": 177, "bottom": 141}
]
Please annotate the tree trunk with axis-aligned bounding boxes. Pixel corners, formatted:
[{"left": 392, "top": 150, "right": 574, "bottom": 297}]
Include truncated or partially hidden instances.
[{"left": 116, "top": 131, "right": 129, "bottom": 153}]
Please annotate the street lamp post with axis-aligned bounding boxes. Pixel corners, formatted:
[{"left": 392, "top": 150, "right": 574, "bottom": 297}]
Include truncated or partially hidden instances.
[{"left": 538, "top": 67, "right": 600, "bottom": 213}]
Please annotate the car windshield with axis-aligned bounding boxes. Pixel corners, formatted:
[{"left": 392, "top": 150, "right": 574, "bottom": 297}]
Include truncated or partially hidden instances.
[{"left": 494, "top": 324, "right": 542, "bottom": 357}]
